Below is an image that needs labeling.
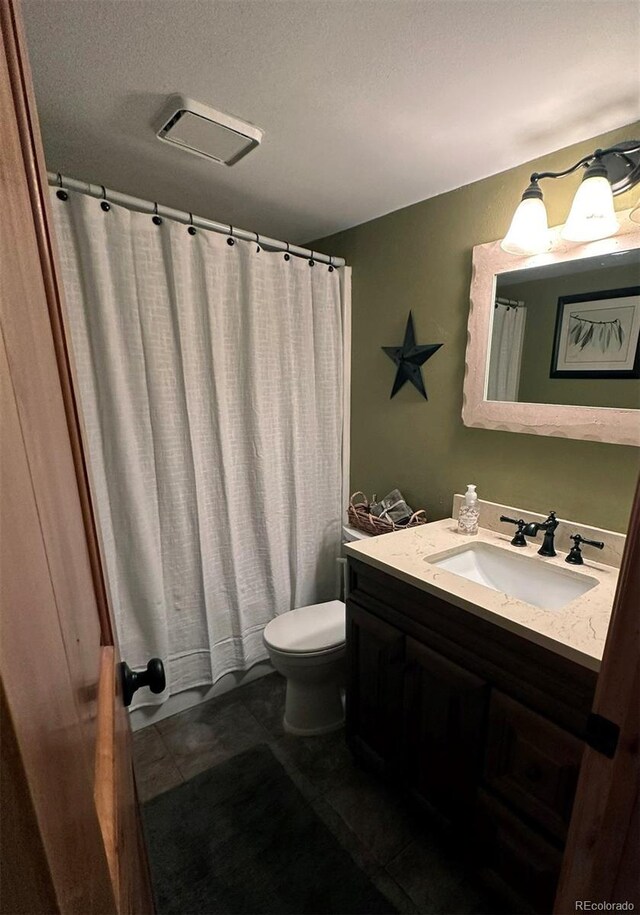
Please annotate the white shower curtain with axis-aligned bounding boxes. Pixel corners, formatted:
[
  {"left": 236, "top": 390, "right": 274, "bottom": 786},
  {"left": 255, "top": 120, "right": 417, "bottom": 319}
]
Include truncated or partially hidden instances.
[
  {"left": 487, "top": 304, "right": 527, "bottom": 402},
  {"left": 52, "top": 189, "right": 348, "bottom": 707}
]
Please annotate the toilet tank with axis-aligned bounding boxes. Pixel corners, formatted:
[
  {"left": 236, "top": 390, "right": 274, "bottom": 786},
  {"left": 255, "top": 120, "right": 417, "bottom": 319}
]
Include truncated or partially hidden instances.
[{"left": 342, "top": 525, "right": 370, "bottom": 543}]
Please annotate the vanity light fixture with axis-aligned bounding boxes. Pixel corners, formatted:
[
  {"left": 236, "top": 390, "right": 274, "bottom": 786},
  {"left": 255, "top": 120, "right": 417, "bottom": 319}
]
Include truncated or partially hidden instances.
[{"left": 501, "top": 140, "right": 640, "bottom": 256}]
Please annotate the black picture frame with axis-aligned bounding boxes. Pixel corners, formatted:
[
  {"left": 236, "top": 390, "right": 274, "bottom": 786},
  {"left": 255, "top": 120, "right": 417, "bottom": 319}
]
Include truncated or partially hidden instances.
[{"left": 550, "top": 286, "right": 640, "bottom": 380}]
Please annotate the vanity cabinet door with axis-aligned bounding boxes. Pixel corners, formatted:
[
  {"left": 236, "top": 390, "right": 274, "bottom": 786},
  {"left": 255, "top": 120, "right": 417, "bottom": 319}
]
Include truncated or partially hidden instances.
[
  {"left": 345, "top": 601, "right": 405, "bottom": 775},
  {"left": 484, "top": 691, "right": 584, "bottom": 842},
  {"left": 475, "top": 790, "right": 562, "bottom": 914},
  {"left": 403, "top": 637, "right": 489, "bottom": 818}
]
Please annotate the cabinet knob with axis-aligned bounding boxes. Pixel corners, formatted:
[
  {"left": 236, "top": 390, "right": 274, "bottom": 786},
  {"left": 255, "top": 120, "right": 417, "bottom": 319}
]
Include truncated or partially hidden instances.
[{"left": 119, "top": 658, "right": 166, "bottom": 707}]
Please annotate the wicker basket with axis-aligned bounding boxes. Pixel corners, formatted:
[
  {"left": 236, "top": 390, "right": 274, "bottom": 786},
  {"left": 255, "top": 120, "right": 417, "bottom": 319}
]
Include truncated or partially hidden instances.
[{"left": 347, "top": 491, "right": 427, "bottom": 536}]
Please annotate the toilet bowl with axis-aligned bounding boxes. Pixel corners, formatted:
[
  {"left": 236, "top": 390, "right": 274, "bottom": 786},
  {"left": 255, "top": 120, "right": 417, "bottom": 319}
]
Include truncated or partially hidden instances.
[
  {"left": 262, "top": 526, "right": 369, "bottom": 736},
  {"left": 263, "top": 599, "right": 346, "bottom": 736}
]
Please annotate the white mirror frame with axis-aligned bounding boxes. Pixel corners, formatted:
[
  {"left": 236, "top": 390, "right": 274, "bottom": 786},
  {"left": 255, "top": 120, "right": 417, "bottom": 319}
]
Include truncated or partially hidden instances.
[{"left": 463, "top": 208, "right": 640, "bottom": 447}]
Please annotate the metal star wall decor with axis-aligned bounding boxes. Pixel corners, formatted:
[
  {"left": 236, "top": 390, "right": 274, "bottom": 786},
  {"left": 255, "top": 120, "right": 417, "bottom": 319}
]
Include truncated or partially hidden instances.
[{"left": 382, "top": 311, "right": 443, "bottom": 400}]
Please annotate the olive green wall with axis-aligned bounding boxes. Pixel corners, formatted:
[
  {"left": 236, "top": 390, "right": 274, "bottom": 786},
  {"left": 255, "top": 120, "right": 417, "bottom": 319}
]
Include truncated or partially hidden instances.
[{"left": 313, "top": 123, "right": 640, "bottom": 533}]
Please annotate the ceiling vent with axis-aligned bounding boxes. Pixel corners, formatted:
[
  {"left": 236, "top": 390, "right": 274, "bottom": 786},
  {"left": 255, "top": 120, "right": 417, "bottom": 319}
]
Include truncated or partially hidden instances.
[{"left": 156, "top": 95, "right": 263, "bottom": 166}]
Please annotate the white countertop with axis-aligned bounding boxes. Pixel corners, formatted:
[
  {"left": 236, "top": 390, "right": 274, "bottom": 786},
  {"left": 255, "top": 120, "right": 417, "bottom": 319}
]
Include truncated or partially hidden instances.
[{"left": 344, "top": 519, "right": 619, "bottom": 671}]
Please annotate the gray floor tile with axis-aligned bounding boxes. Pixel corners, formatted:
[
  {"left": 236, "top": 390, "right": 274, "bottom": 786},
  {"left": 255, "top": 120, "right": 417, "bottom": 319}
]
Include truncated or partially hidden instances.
[
  {"left": 267, "top": 739, "right": 321, "bottom": 802},
  {"left": 310, "top": 797, "right": 419, "bottom": 914},
  {"left": 132, "top": 726, "right": 184, "bottom": 802},
  {"left": 324, "top": 765, "right": 418, "bottom": 865},
  {"left": 386, "top": 830, "right": 501, "bottom": 915},
  {"left": 310, "top": 795, "right": 379, "bottom": 876},
  {"left": 238, "top": 671, "right": 287, "bottom": 736},
  {"left": 156, "top": 696, "right": 270, "bottom": 780},
  {"left": 369, "top": 868, "right": 421, "bottom": 915},
  {"left": 273, "top": 726, "right": 353, "bottom": 792}
]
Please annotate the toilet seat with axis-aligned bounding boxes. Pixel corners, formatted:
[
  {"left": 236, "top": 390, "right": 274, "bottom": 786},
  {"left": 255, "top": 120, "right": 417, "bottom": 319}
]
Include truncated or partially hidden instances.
[{"left": 263, "top": 600, "right": 345, "bottom": 654}]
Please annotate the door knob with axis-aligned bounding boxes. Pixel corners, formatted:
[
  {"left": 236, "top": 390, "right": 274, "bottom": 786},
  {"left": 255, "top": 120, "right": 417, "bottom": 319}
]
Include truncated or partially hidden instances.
[{"left": 119, "top": 658, "right": 166, "bottom": 707}]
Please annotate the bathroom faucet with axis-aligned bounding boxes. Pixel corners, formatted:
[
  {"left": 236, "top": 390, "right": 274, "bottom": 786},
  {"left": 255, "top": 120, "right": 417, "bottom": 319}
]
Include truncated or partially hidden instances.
[
  {"left": 525, "top": 511, "right": 559, "bottom": 557},
  {"left": 500, "top": 511, "right": 559, "bottom": 556}
]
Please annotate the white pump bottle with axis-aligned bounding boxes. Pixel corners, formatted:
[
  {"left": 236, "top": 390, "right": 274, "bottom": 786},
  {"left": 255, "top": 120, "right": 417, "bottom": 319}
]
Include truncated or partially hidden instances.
[{"left": 458, "top": 484, "right": 479, "bottom": 535}]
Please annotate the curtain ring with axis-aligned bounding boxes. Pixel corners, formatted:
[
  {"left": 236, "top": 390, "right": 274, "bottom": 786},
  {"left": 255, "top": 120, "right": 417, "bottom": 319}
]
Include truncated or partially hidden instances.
[
  {"left": 188, "top": 213, "right": 196, "bottom": 235},
  {"left": 227, "top": 225, "right": 235, "bottom": 246},
  {"left": 56, "top": 172, "right": 68, "bottom": 201},
  {"left": 284, "top": 241, "right": 290, "bottom": 261},
  {"left": 152, "top": 202, "right": 162, "bottom": 226},
  {"left": 328, "top": 255, "right": 334, "bottom": 273},
  {"left": 255, "top": 231, "right": 261, "bottom": 253},
  {"left": 100, "top": 185, "right": 110, "bottom": 212},
  {"left": 308, "top": 250, "right": 315, "bottom": 267}
]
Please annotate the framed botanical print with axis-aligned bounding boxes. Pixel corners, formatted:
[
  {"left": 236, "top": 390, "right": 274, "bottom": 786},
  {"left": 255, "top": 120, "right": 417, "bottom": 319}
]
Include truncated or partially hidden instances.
[{"left": 550, "top": 286, "right": 640, "bottom": 378}]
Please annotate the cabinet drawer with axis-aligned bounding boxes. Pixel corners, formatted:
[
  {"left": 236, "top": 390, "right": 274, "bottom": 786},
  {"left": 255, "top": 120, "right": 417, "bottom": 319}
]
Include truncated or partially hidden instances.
[
  {"left": 475, "top": 789, "right": 562, "bottom": 914},
  {"left": 484, "top": 691, "right": 584, "bottom": 841}
]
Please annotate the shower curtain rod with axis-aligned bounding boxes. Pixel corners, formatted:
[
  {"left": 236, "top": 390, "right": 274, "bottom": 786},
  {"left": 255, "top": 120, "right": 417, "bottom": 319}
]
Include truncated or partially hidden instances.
[{"left": 47, "top": 172, "right": 345, "bottom": 268}]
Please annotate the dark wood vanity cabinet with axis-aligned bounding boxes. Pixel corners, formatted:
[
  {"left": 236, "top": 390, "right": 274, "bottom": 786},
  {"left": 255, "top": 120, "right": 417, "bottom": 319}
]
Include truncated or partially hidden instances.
[{"left": 346, "top": 558, "right": 598, "bottom": 912}]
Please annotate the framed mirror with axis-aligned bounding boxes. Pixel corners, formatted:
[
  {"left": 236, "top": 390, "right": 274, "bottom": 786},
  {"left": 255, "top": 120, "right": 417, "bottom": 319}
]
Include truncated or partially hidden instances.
[{"left": 463, "top": 208, "right": 640, "bottom": 446}]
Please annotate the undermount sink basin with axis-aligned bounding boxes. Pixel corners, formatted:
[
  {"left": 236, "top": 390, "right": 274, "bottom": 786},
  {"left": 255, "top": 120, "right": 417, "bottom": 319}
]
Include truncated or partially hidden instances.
[{"left": 426, "top": 541, "right": 598, "bottom": 611}]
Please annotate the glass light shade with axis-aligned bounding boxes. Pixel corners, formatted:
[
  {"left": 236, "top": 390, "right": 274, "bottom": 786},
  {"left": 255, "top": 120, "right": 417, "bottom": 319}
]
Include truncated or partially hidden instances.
[
  {"left": 561, "top": 175, "right": 618, "bottom": 242},
  {"left": 500, "top": 196, "right": 550, "bottom": 255}
]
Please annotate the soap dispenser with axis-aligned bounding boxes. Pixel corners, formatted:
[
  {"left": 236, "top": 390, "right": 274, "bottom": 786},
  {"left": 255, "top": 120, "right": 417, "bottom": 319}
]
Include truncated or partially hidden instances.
[{"left": 458, "top": 484, "right": 479, "bottom": 535}]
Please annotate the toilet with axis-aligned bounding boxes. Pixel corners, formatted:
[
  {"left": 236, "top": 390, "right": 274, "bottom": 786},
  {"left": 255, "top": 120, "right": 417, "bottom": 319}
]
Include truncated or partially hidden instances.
[{"left": 263, "top": 525, "right": 369, "bottom": 736}]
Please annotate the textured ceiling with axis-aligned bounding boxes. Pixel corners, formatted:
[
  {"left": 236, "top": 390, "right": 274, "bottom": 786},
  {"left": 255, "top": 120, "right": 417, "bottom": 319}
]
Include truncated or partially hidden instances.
[{"left": 22, "top": 0, "right": 640, "bottom": 244}]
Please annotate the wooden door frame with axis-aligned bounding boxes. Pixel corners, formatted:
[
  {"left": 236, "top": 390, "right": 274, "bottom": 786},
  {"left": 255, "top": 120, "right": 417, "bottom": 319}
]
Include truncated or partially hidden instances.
[
  {"left": 554, "top": 472, "right": 640, "bottom": 913},
  {"left": 1, "top": 2, "right": 153, "bottom": 911}
]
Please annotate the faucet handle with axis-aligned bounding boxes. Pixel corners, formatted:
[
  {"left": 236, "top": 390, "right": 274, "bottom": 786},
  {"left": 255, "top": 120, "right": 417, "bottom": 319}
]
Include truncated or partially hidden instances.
[
  {"left": 566, "top": 533, "right": 605, "bottom": 565},
  {"left": 500, "top": 515, "right": 528, "bottom": 547},
  {"left": 580, "top": 535, "right": 604, "bottom": 550}
]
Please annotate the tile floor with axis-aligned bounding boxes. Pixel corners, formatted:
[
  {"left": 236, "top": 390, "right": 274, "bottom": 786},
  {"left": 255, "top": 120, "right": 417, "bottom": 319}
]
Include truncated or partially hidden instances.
[{"left": 133, "top": 672, "right": 507, "bottom": 915}]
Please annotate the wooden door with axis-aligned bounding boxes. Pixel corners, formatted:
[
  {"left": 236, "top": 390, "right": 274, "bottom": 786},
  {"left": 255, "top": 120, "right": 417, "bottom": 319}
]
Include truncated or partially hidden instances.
[
  {"left": 0, "top": 2, "right": 153, "bottom": 912},
  {"left": 403, "top": 637, "right": 489, "bottom": 817},
  {"left": 345, "top": 601, "right": 405, "bottom": 774},
  {"left": 554, "top": 473, "right": 640, "bottom": 913}
]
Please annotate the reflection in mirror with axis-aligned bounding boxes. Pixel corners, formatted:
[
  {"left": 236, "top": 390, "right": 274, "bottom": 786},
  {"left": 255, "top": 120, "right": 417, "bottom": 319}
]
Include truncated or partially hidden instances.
[
  {"left": 464, "top": 209, "right": 640, "bottom": 444},
  {"left": 487, "top": 249, "right": 640, "bottom": 408}
]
